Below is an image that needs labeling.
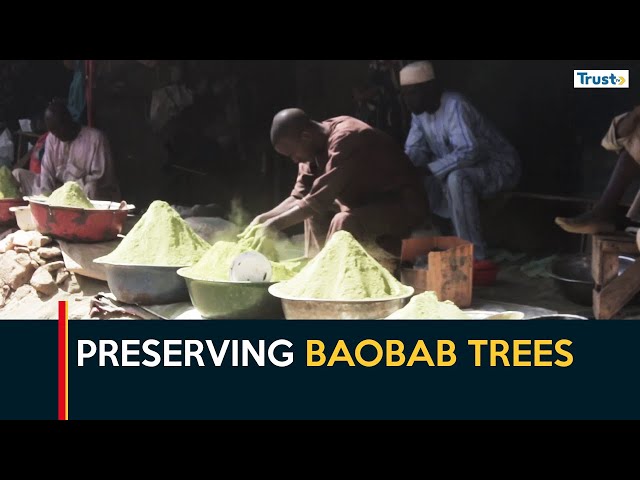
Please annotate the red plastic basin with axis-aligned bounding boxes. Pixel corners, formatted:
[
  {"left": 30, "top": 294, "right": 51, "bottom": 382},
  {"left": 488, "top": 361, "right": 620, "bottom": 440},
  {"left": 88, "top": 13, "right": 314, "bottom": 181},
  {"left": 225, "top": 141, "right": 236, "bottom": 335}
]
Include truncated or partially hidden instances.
[
  {"left": 28, "top": 198, "right": 135, "bottom": 243},
  {"left": 473, "top": 260, "right": 499, "bottom": 287}
]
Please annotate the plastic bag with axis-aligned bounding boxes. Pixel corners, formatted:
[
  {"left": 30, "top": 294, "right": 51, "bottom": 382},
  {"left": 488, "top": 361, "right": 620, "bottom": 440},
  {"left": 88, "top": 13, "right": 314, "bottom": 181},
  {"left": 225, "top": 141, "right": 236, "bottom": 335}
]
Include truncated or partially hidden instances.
[
  {"left": 0, "top": 128, "right": 14, "bottom": 168},
  {"left": 18, "top": 119, "right": 31, "bottom": 132}
]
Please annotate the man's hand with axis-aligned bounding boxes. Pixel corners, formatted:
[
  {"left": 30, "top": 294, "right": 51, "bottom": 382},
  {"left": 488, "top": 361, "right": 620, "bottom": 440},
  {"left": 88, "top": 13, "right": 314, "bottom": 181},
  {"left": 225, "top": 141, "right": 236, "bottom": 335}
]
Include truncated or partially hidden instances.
[
  {"left": 261, "top": 218, "right": 281, "bottom": 236},
  {"left": 249, "top": 214, "right": 265, "bottom": 228},
  {"left": 238, "top": 215, "right": 266, "bottom": 239},
  {"left": 238, "top": 217, "right": 280, "bottom": 241},
  {"left": 239, "top": 219, "right": 279, "bottom": 252}
]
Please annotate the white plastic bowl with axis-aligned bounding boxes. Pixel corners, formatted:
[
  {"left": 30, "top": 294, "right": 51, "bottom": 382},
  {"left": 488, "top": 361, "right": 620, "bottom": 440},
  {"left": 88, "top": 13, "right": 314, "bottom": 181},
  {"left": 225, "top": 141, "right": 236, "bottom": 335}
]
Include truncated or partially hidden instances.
[{"left": 9, "top": 205, "right": 37, "bottom": 231}]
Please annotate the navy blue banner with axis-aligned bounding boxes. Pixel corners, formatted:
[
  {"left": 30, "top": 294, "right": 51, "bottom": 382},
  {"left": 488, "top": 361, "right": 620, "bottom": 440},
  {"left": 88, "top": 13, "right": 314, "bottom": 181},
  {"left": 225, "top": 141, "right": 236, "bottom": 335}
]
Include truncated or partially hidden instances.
[
  {"left": 2, "top": 319, "right": 640, "bottom": 420},
  {"left": 0, "top": 321, "right": 57, "bottom": 420}
]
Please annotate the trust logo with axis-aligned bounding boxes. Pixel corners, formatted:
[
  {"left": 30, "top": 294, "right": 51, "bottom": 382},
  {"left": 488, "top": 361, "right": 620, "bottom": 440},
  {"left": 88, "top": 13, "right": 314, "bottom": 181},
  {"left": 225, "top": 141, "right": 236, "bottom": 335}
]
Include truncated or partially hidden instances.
[{"left": 574, "top": 70, "right": 629, "bottom": 88}]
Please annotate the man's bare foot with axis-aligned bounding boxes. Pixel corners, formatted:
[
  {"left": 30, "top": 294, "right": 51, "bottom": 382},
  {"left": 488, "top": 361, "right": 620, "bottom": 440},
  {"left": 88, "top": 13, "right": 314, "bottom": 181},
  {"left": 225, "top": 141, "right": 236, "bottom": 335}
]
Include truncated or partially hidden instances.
[{"left": 554, "top": 211, "right": 615, "bottom": 234}]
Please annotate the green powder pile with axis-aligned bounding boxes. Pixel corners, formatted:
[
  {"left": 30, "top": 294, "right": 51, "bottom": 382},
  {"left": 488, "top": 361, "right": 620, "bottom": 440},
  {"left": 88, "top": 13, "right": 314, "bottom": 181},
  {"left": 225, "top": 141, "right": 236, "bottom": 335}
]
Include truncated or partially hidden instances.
[
  {"left": 183, "top": 241, "right": 247, "bottom": 281},
  {"left": 274, "top": 230, "right": 412, "bottom": 300},
  {"left": 275, "top": 256, "right": 310, "bottom": 278},
  {"left": 181, "top": 240, "right": 309, "bottom": 282},
  {"left": 96, "top": 200, "right": 210, "bottom": 266},
  {"left": 47, "top": 181, "right": 94, "bottom": 208},
  {"left": 386, "top": 291, "right": 470, "bottom": 320},
  {"left": 0, "top": 166, "right": 21, "bottom": 199}
]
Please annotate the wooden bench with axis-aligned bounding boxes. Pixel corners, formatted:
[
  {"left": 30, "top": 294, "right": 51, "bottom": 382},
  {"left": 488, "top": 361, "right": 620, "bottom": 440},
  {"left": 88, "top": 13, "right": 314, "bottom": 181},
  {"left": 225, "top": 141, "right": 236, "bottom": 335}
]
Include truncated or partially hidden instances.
[{"left": 592, "top": 232, "right": 640, "bottom": 319}]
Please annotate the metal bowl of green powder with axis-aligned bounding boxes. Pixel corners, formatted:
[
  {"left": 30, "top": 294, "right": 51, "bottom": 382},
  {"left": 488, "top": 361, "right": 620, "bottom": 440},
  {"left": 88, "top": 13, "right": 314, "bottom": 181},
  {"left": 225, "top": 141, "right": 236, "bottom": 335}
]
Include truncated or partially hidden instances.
[
  {"left": 177, "top": 269, "right": 285, "bottom": 319},
  {"left": 265, "top": 230, "right": 415, "bottom": 320},
  {"left": 96, "top": 261, "right": 191, "bottom": 305},
  {"left": 268, "top": 284, "right": 415, "bottom": 320}
]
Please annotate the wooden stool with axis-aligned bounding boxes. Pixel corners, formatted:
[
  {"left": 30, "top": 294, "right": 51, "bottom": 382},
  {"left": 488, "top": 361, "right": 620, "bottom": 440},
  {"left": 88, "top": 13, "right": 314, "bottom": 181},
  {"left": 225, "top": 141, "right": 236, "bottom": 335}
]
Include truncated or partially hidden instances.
[{"left": 592, "top": 232, "right": 640, "bottom": 319}]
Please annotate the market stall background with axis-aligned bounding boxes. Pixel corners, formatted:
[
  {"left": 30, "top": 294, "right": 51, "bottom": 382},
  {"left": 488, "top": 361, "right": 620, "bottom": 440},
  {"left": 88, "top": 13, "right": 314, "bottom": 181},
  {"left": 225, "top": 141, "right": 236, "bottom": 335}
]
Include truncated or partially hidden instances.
[{"left": 2, "top": 60, "right": 640, "bottom": 319}]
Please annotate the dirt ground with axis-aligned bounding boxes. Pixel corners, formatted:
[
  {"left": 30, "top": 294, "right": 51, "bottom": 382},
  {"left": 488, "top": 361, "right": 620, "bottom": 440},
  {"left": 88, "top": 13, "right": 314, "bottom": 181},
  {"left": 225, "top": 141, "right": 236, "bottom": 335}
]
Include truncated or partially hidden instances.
[{"left": 0, "top": 275, "right": 135, "bottom": 320}]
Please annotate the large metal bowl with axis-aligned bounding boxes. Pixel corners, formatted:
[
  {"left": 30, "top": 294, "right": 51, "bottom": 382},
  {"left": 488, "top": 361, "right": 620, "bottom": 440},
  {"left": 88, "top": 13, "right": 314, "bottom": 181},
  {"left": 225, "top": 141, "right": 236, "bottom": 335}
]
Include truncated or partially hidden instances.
[
  {"left": 27, "top": 197, "right": 135, "bottom": 243},
  {"left": 548, "top": 254, "right": 637, "bottom": 306},
  {"left": 94, "top": 260, "right": 189, "bottom": 305},
  {"left": 177, "top": 268, "right": 284, "bottom": 319},
  {"left": 268, "top": 283, "right": 415, "bottom": 320}
]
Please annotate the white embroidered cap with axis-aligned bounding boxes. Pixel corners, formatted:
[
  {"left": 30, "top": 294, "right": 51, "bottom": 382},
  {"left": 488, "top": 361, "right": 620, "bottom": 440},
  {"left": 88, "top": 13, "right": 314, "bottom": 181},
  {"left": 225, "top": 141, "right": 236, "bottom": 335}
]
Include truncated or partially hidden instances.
[{"left": 400, "top": 61, "right": 436, "bottom": 86}]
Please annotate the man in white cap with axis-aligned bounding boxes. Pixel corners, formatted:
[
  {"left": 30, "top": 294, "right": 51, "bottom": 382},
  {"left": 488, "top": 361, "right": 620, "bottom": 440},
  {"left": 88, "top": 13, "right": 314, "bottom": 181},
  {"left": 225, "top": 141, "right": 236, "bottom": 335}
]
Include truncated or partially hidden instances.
[{"left": 400, "top": 60, "right": 521, "bottom": 279}]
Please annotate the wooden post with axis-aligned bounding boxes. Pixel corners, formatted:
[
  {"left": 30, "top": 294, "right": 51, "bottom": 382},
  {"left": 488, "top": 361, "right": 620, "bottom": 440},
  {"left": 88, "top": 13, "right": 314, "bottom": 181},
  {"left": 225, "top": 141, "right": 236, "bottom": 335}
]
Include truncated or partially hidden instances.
[{"left": 85, "top": 60, "right": 94, "bottom": 128}]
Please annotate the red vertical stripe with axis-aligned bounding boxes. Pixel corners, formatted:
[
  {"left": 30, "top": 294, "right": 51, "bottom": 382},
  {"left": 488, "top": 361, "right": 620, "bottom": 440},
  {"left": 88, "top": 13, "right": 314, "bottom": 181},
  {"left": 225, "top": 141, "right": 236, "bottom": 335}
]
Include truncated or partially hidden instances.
[
  {"left": 85, "top": 60, "right": 94, "bottom": 128},
  {"left": 58, "top": 301, "right": 67, "bottom": 420}
]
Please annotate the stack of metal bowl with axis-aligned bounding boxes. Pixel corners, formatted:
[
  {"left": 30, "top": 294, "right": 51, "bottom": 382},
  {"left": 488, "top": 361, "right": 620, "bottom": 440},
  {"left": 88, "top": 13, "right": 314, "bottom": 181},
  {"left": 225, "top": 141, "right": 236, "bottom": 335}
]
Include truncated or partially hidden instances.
[
  {"left": 548, "top": 253, "right": 637, "bottom": 306},
  {"left": 94, "top": 260, "right": 190, "bottom": 305}
]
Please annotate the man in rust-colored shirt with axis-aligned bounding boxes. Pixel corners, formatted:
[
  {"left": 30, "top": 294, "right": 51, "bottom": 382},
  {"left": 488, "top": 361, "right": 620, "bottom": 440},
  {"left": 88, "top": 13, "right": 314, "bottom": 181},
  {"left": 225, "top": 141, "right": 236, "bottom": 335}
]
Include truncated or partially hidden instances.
[{"left": 247, "top": 108, "right": 429, "bottom": 257}]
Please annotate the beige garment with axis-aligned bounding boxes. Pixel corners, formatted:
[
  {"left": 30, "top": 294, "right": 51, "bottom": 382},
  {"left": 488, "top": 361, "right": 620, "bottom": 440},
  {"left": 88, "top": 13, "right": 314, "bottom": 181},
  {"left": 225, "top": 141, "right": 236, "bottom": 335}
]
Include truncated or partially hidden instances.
[
  {"left": 601, "top": 112, "right": 640, "bottom": 221},
  {"left": 601, "top": 112, "right": 640, "bottom": 162},
  {"left": 39, "top": 126, "right": 120, "bottom": 201},
  {"left": 12, "top": 169, "right": 39, "bottom": 196}
]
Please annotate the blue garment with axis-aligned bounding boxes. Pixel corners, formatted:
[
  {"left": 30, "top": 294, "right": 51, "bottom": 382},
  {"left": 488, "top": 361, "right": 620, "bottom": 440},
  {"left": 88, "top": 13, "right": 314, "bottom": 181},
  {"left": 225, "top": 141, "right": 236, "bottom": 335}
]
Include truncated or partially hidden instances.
[
  {"left": 404, "top": 91, "right": 521, "bottom": 259},
  {"left": 405, "top": 91, "right": 520, "bottom": 181},
  {"left": 67, "top": 60, "right": 86, "bottom": 123}
]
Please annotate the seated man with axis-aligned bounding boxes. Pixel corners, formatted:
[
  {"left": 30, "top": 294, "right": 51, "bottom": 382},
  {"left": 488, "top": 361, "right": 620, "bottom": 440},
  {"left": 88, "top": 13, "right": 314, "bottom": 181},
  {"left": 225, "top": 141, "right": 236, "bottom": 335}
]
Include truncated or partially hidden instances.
[
  {"left": 13, "top": 100, "right": 120, "bottom": 200},
  {"left": 555, "top": 106, "right": 640, "bottom": 234},
  {"left": 246, "top": 108, "right": 429, "bottom": 258},
  {"left": 399, "top": 61, "right": 521, "bottom": 270}
]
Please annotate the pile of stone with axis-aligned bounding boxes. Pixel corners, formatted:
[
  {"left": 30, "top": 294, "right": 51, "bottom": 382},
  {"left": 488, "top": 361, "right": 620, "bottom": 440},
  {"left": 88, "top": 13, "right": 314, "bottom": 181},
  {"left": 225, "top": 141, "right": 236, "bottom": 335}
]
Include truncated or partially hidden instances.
[{"left": 0, "top": 230, "right": 80, "bottom": 308}]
